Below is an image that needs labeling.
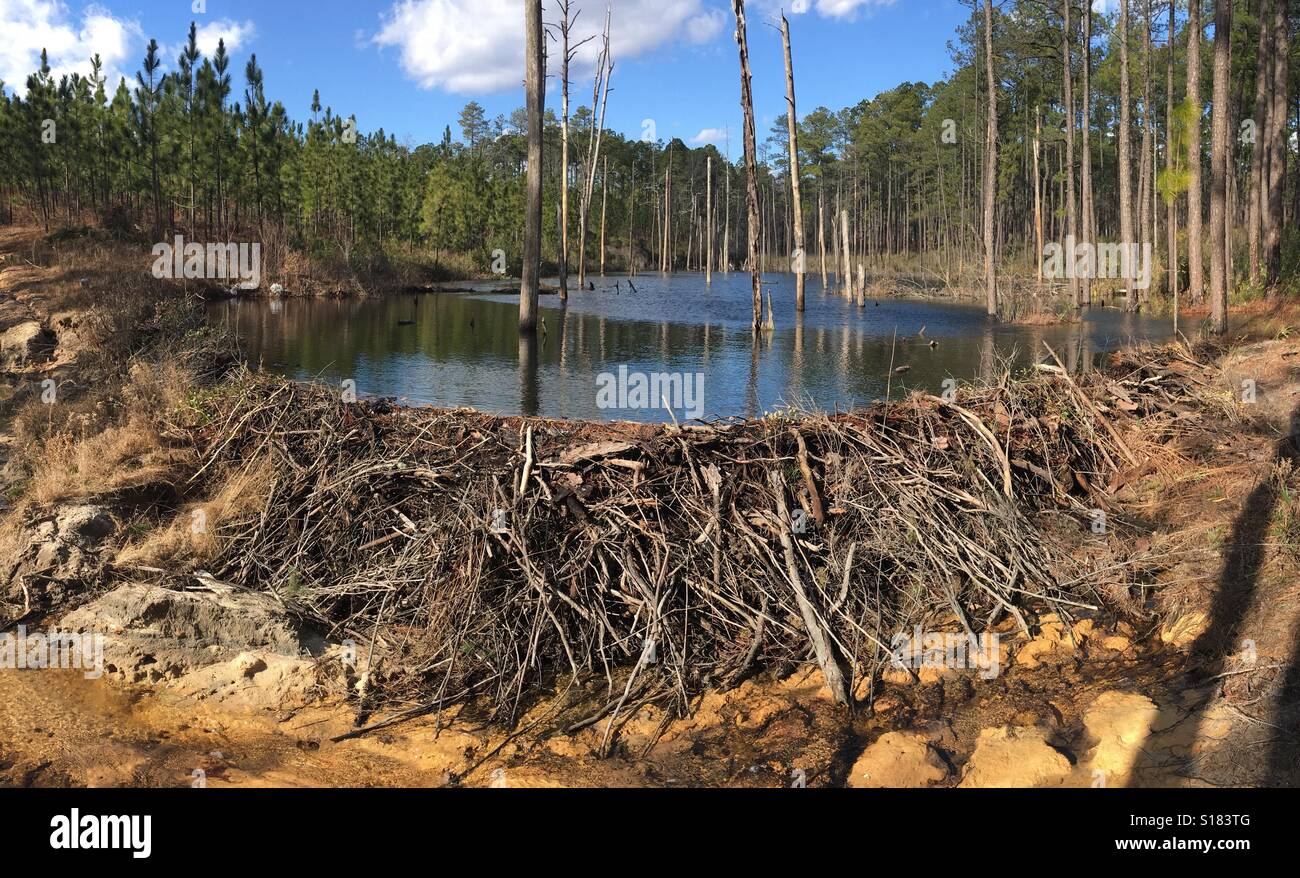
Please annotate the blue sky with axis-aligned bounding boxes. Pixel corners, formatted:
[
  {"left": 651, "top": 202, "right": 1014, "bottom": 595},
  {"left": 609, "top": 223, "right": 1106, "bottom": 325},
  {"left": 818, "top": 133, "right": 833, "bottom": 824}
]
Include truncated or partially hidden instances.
[{"left": 1, "top": 0, "right": 973, "bottom": 152}]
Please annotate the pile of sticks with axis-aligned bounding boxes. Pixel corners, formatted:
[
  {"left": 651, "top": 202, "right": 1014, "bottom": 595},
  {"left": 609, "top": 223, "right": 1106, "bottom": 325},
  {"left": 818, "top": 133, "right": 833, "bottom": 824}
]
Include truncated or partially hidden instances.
[{"left": 190, "top": 345, "right": 1210, "bottom": 724}]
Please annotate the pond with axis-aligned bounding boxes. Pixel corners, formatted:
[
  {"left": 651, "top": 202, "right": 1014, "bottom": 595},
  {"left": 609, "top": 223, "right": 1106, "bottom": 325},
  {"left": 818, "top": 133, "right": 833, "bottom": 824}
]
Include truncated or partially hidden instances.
[{"left": 210, "top": 271, "right": 1174, "bottom": 423}]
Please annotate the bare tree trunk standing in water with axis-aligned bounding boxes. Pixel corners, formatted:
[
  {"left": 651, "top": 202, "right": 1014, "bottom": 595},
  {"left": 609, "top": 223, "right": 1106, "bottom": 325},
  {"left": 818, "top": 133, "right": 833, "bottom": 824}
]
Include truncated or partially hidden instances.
[
  {"left": 599, "top": 154, "right": 608, "bottom": 275},
  {"left": 818, "top": 187, "right": 828, "bottom": 288},
  {"left": 733, "top": 0, "right": 762, "bottom": 333},
  {"left": 1188, "top": 0, "right": 1204, "bottom": 305},
  {"left": 1208, "top": 0, "right": 1234, "bottom": 334},
  {"left": 521, "top": 0, "right": 544, "bottom": 333},
  {"left": 577, "top": 8, "right": 612, "bottom": 291},
  {"left": 556, "top": 0, "right": 575, "bottom": 301},
  {"left": 706, "top": 156, "right": 713, "bottom": 284},
  {"left": 1264, "top": 0, "right": 1290, "bottom": 288},
  {"left": 982, "top": 0, "right": 998, "bottom": 319},
  {"left": 781, "top": 13, "right": 806, "bottom": 313},
  {"left": 840, "top": 209, "right": 852, "bottom": 297},
  {"left": 1119, "top": 0, "right": 1136, "bottom": 309}
]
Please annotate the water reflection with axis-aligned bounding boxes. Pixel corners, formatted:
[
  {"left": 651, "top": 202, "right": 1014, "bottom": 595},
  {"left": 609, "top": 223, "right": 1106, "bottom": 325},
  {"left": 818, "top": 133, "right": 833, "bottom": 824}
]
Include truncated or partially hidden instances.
[{"left": 212, "top": 272, "right": 1172, "bottom": 423}]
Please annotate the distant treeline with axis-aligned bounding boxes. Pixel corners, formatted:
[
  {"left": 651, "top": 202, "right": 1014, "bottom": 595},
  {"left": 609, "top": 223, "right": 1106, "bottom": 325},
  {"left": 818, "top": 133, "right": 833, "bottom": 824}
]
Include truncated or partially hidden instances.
[{"left": 0, "top": 2, "right": 1297, "bottom": 303}]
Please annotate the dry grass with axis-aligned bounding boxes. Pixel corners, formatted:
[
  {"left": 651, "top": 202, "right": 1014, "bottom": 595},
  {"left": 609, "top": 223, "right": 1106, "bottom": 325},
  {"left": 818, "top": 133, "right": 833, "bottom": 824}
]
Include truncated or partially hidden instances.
[{"left": 115, "top": 455, "right": 272, "bottom": 569}]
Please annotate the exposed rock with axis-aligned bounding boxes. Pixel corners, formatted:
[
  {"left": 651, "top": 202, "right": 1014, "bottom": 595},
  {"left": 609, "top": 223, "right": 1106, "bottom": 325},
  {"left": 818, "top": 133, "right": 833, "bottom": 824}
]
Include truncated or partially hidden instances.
[
  {"left": 957, "top": 726, "right": 1071, "bottom": 788},
  {"left": 848, "top": 732, "right": 947, "bottom": 788},
  {"left": 0, "top": 317, "right": 54, "bottom": 369},
  {"left": 60, "top": 583, "right": 322, "bottom": 687},
  {"left": 1013, "top": 613, "right": 1085, "bottom": 669},
  {"left": 1, "top": 504, "right": 117, "bottom": 624},
  {"left": 1081, "top": 691, "right": 1161, "bottom": 784}
]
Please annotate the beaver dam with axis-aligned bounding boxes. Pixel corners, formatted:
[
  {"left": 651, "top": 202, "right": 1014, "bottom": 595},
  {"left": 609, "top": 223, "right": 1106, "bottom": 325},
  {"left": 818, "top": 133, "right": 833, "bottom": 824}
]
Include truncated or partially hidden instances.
[{"left": 129, "top": 339, "right": 1210, "bottom": 739}]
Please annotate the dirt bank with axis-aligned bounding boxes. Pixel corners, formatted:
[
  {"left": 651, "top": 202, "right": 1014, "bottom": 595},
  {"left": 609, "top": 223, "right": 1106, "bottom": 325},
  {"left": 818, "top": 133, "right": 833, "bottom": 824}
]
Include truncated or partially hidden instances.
[{"left": 2, "top": 225, "right": 1298, "bottom": 787}]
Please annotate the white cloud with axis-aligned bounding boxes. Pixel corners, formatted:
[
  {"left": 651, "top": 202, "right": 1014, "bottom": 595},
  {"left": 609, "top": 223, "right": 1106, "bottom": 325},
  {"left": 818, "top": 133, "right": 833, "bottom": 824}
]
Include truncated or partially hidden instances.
[
  {"left": 0, "top": 0, "right": 143, "bottom": 91},
  {"left": 767, "top": 0, "right": 895, "bottom": 20},
  {"left": 373, "top": 0, "right": 729, "bottom": 95},
  {"left": 690, "top": 126, "right": 728, "bottom": 145},
  {"left": 194, "top": 19, "right": 256, "bottom": 57},
  {"left": 814, "top": 0, "right": 896, "bottom": 19},
  {"left": 160, "top": 17, "right": 256, "bottom": 71}
]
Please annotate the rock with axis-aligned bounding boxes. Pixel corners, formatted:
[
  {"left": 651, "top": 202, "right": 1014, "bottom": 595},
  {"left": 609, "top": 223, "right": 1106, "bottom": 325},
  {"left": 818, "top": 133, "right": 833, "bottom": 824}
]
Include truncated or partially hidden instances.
[
  {"left": 1081, "top": 691, "right": 1161, "bottom": 783},
  {"left": 0, "top": 318, "right": 54, "bottom": 369},
  {"left": 60, "top": 583, "right": 322, "bottom": 685},
  {"left": 1098, "top": 634, "right": 1132, "bottom": 652},
  {"left": 1, "top": 504, "right": 118, "bottom": 624},
  {"left": 54, "top": 505, "right": 116, "bottom": 542},
  {"left": 1013, "top": 613, "right": 1081, "bottom": 669},
  {"left": 848, "top": 732, "right": 947, "bottom": 788},
  {"left": 957, "top": 726, "right": 1072, "bottom": 788}
]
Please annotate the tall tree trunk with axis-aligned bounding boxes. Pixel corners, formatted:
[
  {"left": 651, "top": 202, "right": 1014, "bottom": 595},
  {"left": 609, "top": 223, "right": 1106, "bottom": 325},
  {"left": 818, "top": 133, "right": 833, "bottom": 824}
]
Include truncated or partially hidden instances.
[
  {"left": 781, "top": 14, "right": 807, "bottom": 313},
  {"left": 982, "top": 0, "right": 999, "bottom": 318},
  {"left": 1264, "top": 0, "right": 1290, "bottom": 286},
  {"left": 840, "top": 209, "right": 852, "bottom": 297},
  {"left": 733, "top": 0, "right": 763, "bottom": 333},
  {"left": 558, "top": 0, "right": 572, "bottom": 300},
  {"left": 1034, "top": 108, "right": 1044, "bottom": 290},
  {"left": 1188, "top": 0, "right": 1205, "bottom": 304},
  {"left": 706, "top": 156, "right": 713, "bottom": 284},
  {"left": 520, "top": 0, "right": 544, "bottom": 333},
  {"left": 578, "top": 10, "right": 612, "bottom": 290},
  {"left": 818, "top": 184, "right": 828, "bottom": 288},
  {"left": 1120, "top": 0, "right": 1137, "bottom": 307},
  {"left": 1209, "top": 0, "right": 1234, "bottom": 334},
  {"left": 600, "top": 155, "right": 608, "bottom": 275},
  {"left": 1081, "top": 0, "right": 1094, "bottom": 308},
  {"left": 1167, "top": 0, "right": 1180, "bottom": 315},
  {"left": 1250, "top": 0, "right": 1273, "bottom": 286},
  {"left": 1140, "top": 0, "right": 1155, "bottom": 307},
  {"left": 1063, "top": 0, "right": 1079, "bottom": 304}
]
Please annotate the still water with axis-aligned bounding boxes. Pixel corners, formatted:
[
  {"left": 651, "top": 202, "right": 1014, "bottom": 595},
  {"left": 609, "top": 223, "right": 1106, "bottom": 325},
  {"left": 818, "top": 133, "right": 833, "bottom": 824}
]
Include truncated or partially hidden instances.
[{"left": 210, "top": 272, "right": 1173, "bottom": 423}]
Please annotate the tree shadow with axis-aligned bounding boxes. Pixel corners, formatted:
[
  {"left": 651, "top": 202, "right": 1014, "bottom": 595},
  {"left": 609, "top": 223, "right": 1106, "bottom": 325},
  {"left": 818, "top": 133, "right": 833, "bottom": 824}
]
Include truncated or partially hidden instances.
[{"left": 1165, "top": 402, "right": 1300, "bottom": 786}]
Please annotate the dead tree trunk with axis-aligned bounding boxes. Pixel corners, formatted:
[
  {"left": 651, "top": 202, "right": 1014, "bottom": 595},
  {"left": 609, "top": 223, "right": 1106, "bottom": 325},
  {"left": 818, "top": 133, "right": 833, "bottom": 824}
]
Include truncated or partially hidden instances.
[
  {"left": 599, "top": 155, "right": 608, "bottom": 275},
  {"left": 557, "top": 0, "right": 576, "bottom": 300},
  {"left": 840, "top": 208, "right": 852, "bottom": 297},
  {"left": 781, "top": 14, "right": 807, "bottom": 313},
  {"left": 578, "top": 8, "right": 612, "bottom": 290},
  {"left": 982, "top": 0, "right": 998, "bottom": 319},
  {"left": 706, "top": 156, "right": 713, "bottom": 284},
  {"left": 733, "top": 0, "right": 762, "bottom": 333},
  {"left": 521, "top": 0, "right": 545, "bottom": 333},
  {"left": 818, "top": 185, "right": 828, "bottom": 288}
]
